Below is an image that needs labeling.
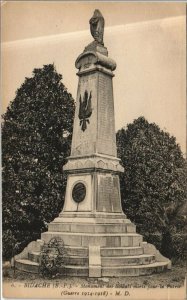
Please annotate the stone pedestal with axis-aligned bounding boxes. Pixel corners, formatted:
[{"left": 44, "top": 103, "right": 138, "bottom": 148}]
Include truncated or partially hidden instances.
[{"left": 14, "top": 32, "right": 171, "bottom": 277}]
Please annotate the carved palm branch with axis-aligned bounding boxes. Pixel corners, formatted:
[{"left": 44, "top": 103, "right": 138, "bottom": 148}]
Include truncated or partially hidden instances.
[
  {"left": 78, "top": 90, "right": 92, "bottom": 131},
  {"left": 85, "top": 91, "right": 92, "bottom": 118}
]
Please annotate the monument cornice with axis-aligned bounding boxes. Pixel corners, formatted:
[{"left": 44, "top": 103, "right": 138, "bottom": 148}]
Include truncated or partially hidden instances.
[
  {"left": 63, "top": 168, "right": 123, "bottom": 175},
  {"left": 75, "top": 50, "right": 117, "bottom": 72},
  {"left": 67, "top": 153, "right": 121, "bottom": 161},
  {"left": 76, "top": 65, "right": 115, "bottom": 77},
  {"left": 63, "top": 154, "right": 124, "bottom": 173}
]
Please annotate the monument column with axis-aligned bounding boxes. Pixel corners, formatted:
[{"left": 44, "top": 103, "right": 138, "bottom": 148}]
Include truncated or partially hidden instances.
[{"left": 62, "top": 11, "right": 124, "bottom": 216}]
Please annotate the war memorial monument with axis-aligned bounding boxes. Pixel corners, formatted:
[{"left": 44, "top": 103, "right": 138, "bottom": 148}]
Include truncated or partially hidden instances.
[{"left": 14, "top": 10, "right": 171, "bottom": 277}]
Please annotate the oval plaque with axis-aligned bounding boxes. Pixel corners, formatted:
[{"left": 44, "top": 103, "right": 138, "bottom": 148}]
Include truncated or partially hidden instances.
[{"left": 72, "top": 182, "right": 86, "bottom": 203}]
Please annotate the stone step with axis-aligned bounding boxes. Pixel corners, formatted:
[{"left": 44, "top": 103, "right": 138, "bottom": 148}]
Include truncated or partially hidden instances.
[
  {"left": 41, "top": 232, "right": 143, "bottom": 247},
  {"left": 64, "top": 256, "right": 88, "bottom": 266},
  {"left": 28, "top": 245, "right": 89, "bottom": 263},
  {"left": 28, "top": 250, "right": 151, "bottom": 267},
  {"left": 28, "top": 250, "right": 89, "bottom": 266},
  {"left": 16, "top": 259, "right": 88, "bottom": 277},
  {"left": 101, "top": 246, "right": 144, "bottom": 256},
  {"left": 48, "top": 222, "right": 136, "bottom": 233},
  {"left": 57, "top": 213, "right": 130, "bottom": 222},
  {"left": 102, "top": 261, "right": 169, "bottom": 277},
  {"left": 28, "top": 253, "right": 154, "bottom": 267},
  {"left": 15, "top": 259, "right": 169, "bottom": 277},
  {"left": 15, "top": 259, "right": 39, "bottom": 273},
  {"left": 65, "top": 246, "right": 89, "bottom": 257},
  {"left": 60, "top": 261, "right": 169, "bottom": 277},
  {"left": 63, "top": 265, "right": 89, "bottom": 277},
  {"left": 102, "top": 254, "right": 155, "bottom": 266}
]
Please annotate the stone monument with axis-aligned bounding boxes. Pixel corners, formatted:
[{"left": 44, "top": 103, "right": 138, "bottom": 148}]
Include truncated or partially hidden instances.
[{"left": 15, "top": 10, "right": 171, "bottom": 277}]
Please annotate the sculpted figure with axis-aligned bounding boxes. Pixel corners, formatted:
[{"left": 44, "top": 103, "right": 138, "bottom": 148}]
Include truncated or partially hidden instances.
[{"left": 89, "top": 9, "right": 105, "bottom": 44}]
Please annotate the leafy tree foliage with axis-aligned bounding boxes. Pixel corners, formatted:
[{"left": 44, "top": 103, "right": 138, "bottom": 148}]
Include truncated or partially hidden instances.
[
  {"left": 116, "top": 117, "right": 187, "bottom": 259},
  {"left": 2, "top": 64, "right": 75, "bottom": 259}
]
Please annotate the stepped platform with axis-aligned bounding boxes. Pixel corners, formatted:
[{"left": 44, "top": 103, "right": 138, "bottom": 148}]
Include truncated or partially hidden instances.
[{"left": 14, "top": 214, "right": 171, "bottom": 277}]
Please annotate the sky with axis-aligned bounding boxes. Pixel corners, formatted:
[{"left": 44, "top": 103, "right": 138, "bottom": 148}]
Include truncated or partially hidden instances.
[{"left": 1, "top": 1, "right": 186, "bottom": 155}]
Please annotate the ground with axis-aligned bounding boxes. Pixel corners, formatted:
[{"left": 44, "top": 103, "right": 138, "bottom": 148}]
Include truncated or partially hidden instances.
[{"left": 3, "top": 261, "right": 186, "bottom": 288}]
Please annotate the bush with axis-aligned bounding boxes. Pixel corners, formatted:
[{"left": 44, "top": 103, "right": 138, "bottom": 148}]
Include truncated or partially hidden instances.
[
  {"left": 117, "top": 117, "right": 187, "bottom": 260},
  {"left": 142, "top": 231, "right": 186, "bottom": 261},
  {"left": 143, "top": 232, "right": 162, "bottom": 252},
  {"left": 171, "top": 233, "right": 187, "bottom": 262},
  {"left": 2, "top": 230, "right": 17, "bottom": 260},
  {"left": 2, "top": 229, "right": 40, "bottom": 261}
]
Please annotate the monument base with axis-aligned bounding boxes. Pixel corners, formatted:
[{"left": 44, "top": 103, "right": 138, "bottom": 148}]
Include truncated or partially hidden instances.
[{"left": 14, "top": 212, "right": 171, "bottom": 277}]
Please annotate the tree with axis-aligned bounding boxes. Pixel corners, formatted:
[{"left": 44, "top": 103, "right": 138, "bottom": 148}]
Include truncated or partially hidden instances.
[
  {"left": 2, "top": 64, "right": 75, "bottom": 259},
  {"left": 116, "top": 117, "right": 187, "bottom": 259}
]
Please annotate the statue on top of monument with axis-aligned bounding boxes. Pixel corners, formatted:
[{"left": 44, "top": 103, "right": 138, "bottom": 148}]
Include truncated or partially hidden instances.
[{"left": 89, "top": 9, "right": 105, "bottom": 45}]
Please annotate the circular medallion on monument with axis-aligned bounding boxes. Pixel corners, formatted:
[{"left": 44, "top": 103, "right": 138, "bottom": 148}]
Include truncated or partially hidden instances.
[{"left": 72, "top": 182, "right": 86, "bottom": 203}]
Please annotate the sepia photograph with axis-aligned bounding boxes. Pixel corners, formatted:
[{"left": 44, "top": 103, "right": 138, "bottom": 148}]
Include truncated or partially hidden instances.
[{"left": 1, "top": 1, "right": 187, "bottom": 299}]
